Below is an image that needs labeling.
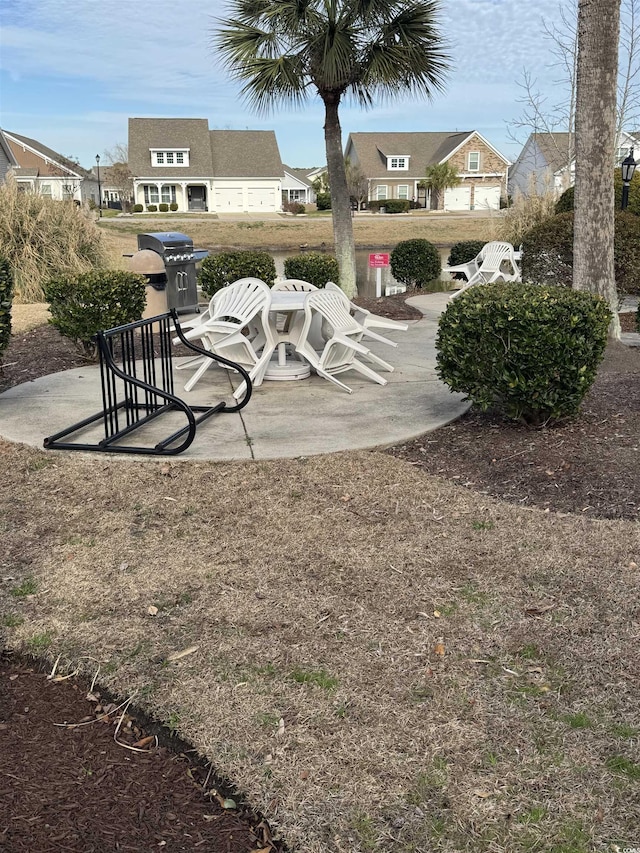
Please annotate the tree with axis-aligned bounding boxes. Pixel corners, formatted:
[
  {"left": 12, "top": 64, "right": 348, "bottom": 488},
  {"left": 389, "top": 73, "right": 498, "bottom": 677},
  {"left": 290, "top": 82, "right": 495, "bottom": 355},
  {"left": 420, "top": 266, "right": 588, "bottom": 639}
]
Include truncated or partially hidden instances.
[
  {"left": 104, "top": 144, "right": 133, "bottom": 211},
  {"left": 214, "top": 0, "right": 449, "bottom": 297},
  {"left": 345, "top": 158, "right": 369, "bottom": 210},
  {"left": 418, "top": 162, "right": 460, "bottom": 210},
  {"left": 573, "top": 0, "right": 622, "bottom": 338}
]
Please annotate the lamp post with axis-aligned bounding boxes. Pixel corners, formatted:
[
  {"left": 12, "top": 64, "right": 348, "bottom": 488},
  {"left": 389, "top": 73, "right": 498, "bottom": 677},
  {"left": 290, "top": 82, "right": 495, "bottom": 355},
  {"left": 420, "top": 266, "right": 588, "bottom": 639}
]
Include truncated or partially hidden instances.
[
  {"left": 95, "top": 154, "right": 102, "bottom": 218},
  {"left": 621, "top": 147, "right": 637, "bottom": 210}
]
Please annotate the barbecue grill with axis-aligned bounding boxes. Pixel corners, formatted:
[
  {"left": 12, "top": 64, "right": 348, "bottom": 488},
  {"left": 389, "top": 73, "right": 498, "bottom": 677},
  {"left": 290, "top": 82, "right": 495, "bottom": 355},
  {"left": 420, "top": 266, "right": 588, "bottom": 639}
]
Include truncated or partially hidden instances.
[{"left": 137, "top": 232, "right": 200, "bottom": 314}]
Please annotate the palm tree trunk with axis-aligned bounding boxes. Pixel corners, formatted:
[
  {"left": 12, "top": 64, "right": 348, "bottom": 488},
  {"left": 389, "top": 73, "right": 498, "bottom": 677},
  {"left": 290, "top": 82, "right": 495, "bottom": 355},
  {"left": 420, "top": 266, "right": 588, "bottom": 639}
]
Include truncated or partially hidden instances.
[
  {"left": 573, "top": 0, "right": 621, "bottom": 339},
  {"left": 323, "top": 97, "right": 357, "bottom": 297}
]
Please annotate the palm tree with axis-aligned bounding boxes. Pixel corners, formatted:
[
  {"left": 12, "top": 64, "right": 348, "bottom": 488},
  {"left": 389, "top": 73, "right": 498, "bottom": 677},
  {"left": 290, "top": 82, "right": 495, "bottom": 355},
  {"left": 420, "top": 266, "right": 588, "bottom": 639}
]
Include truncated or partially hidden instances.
[
  {"left": 214, "top": 0, "right": 449, "bottom": 297},
  {"left": 573, "top": 0, "right": 622, "bottom": 338},
  {"left": 418, "top": 162, "right": 460, "bottom": 210}
]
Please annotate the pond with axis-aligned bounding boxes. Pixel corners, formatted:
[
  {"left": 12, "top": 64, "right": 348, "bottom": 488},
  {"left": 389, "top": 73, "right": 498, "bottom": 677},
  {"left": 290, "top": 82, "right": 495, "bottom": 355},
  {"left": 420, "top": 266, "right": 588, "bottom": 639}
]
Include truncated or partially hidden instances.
[{"left": 270, "top": 247, "right": 454, "bottom": 299}]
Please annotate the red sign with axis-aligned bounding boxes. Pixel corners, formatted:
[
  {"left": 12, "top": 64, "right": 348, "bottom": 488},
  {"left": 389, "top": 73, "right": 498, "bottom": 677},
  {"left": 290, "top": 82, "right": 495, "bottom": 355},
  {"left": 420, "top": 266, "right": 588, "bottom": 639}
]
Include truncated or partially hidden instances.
[{"left": 369, "top": 252, "right": 390, "bottom": 268}]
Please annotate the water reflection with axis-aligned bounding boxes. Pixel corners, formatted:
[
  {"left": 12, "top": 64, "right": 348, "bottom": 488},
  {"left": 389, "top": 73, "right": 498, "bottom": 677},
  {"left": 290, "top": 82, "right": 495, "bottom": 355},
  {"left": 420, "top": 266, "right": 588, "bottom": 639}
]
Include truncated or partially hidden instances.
[{"left": 271, "top": 247, "right": 452, "bottom": 299}]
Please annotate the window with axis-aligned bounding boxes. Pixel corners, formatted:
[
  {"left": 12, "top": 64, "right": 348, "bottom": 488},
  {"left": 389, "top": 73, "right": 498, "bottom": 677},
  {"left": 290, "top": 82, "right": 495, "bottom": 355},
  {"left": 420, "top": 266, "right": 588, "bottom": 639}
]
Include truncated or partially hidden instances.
[
  {"left": 151, "top": 149, "right": 189, "bottom": 167},
  {"left": 397, "top": 185, "right": 409, "bottom": 199},
  {"left": 468, "top": 151, "right": 480, "bottom": 171},
  {"left": 40, "top": 184, "right": 52, "bottom": 196},
  {"left": 143, "top": 185, "right": 160, "bottom": 204},
  {"left": 388, "top": 156, "right": 408, "bottom": 170},
  {"left": 376, "top": 185, "right": 388, "bottom": 200},
  {"left": 161, "top": 185, "right": 177, "bottom": 204}
]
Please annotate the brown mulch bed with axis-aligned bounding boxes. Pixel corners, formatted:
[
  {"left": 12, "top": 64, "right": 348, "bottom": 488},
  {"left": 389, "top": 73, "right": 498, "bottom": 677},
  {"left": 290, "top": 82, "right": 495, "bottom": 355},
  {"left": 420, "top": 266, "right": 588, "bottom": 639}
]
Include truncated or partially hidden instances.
[{"left": 0, "top": 299, "right": 638, "bottom": 851}]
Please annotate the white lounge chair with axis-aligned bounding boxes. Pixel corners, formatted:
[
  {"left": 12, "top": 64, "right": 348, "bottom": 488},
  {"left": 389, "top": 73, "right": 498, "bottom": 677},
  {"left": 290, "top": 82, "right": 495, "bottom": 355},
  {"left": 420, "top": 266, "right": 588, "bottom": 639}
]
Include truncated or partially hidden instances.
[
  {"left": 291, "top": 289, "right": 392, "bottom": 393},
  {"left": 449, "top": 241, "right": 521, "bottom": 299}
]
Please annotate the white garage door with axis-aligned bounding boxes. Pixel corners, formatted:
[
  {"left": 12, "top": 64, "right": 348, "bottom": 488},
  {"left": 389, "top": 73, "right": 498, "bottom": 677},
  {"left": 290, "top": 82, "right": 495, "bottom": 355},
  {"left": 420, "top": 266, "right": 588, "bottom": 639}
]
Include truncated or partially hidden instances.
[
  {"left": 215, "top": 188, "right": 244, "bottom": 211},
  {"left": 444, "top": 185, "right": 471, "bottom": 211},
  {"left": 247, "top": 187, "right": 276, "bottom": 211},
  {"left": 473, "top": 186, "right": 501, "bottom": 211}
]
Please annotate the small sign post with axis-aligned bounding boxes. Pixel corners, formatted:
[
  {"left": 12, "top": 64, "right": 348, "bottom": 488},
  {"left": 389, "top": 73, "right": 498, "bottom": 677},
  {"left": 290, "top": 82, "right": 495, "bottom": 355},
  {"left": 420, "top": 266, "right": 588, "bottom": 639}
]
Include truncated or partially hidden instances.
[{"left": 368, "top": 252, "right": 390, "bottom": 298}]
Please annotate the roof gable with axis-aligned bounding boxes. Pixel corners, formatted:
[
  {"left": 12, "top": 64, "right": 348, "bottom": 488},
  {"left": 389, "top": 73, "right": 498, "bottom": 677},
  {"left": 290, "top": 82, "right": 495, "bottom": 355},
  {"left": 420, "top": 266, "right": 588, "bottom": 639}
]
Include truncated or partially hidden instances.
[
  {"left": 128, "top": 118, "right": 213, "bottom": 177},
  {"left": 210, "top": 130, "right": 283, "bottom": 178},
  {"left": 4, "top": 130, "right": 93, "bottom": 178}
]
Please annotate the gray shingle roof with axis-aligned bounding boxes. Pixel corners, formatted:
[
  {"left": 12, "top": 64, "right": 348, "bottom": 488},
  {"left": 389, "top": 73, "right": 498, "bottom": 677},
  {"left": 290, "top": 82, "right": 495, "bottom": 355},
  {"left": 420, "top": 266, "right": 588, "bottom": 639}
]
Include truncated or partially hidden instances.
[
  {"left": 128, "top": 118, "right": 213, "bottom": 177},
  {"left": 210, "top": 130, "right": 283, "bottom": 178},
  {"left": 283, "top": 165, "right": 313, "bottom": 186},
  {"left": 347, "top": 131, "right": 475, "bottom": 177},
  {"left": 533, "top": 132, "right": 574, "bottom": 174}
]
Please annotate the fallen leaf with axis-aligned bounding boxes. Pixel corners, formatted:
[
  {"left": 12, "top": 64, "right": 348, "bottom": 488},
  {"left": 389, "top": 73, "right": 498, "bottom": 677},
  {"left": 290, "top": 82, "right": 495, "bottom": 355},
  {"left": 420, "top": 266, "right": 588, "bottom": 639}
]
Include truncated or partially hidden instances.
[
  {"left": 473, "top": 789, "right": 492, "bottom": 798},
  {"left": 340, "top": 494, "right": 351, "bottom": 502},
  {"left": 166, "top": 645, "right": 199, "bottom": 662},
  {"left": 222, "top": 798, "right": 236, "bottom": 809},
  {"left": 433, "top": 610, "right": 441, "bottom": 618},
  {"left": 147, "top": 605, "right": 159, "bottom": 616},
  {"left": 131, "top": 735, "right": 155, "bottom": 749},
  {"left": 434, "top": 642, "right": 445, "bottom": 656},
  {"left": 276, "top": 718, "right": 285, "bottom": 738}
]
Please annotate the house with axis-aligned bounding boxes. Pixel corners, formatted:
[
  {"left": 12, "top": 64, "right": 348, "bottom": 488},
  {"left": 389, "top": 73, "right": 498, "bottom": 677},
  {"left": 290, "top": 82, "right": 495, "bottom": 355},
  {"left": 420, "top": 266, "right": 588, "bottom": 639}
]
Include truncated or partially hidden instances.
[
  {"left": 282, "top": 166, "right": 317, "bottom": 205},
  {"left": 0, "top": 129, "right": 18, "bottom": 184},
  {"left": 1, "top": 129, "right": 98, "bottom": 203},
  {"left": 343, "top": 131, "right": 510, "bottom": 211},
  {"left": 508, "top": 130, "right": 640, "bottom": 198},
  {"left": 128, "top": 119, "right": 284, "bottom": 213}
]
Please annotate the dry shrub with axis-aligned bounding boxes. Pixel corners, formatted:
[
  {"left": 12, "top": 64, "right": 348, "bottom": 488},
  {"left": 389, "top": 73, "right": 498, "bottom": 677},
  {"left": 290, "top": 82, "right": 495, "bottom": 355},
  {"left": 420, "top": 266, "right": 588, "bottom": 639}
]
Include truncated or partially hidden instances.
[
  {"left": 499, "top": 173, "right": 558, "bottom": 247},
  {"left": 0, "top": 175, "right": 107, "bottom": 303}
]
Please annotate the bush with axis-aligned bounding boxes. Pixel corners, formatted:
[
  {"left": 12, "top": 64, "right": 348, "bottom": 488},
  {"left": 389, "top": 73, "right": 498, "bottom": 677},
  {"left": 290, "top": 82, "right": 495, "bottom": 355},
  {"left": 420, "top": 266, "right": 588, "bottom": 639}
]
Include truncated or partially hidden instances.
[
  {"left": 556, "top": 168, "right": 640, "bottom": 215},
  {"left": 146, "top": 204, "right": 157, "bottom": 212},
  {"left": 199, "top": 250, "right": 277, "bottom": 298},
  {"left": 133, "top": 204, "right": 144, "bottom": 213},
  {"left": 390, "top": 239, "right": 441, "bottom": 287},
  {"left": 315, "top": 192, "right": 332, "bottom": 210},
  {"left": 447, "top": 241, "right": 486, "bottom": 279},
  {"left": 283, "top": 253, "right": 339, "bottom": 288},
  {"left": 169, "top": 202, "right": 178, "bottom": 211},
  {"left": 382, "top": 199, "right": 410, "bottom": 214},
  {"left": 159, "top": 203, "right": 169, "bottom": 212},
  {"left": 368, "top": 200, "right": 385, "bottom": 212},
  {"left": 283, "top": 201, "right": 306, "bottom": 215},
  {"left": 0, "top": 175, "right": 106, "bottom": 303},
  {"left": 436, "top": 282, "right": 611, "bottom": 426},
  {"left": 521, "top": 210, "right": 640, "bottom": 295},
  {"left": 44, "top": 270, "right": 147, "bottom": 358},
  {"left": 0, "top": 255, "right": 14, "bottom": 364}
]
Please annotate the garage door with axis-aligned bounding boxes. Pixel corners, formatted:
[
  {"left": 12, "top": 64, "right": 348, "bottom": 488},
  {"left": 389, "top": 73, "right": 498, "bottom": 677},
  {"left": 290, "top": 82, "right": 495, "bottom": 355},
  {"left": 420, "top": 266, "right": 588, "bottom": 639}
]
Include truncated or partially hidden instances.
[
  {"left": 473, "top": 186, "right": 501, "bottom": 211},
  {"left": 247, "top": 187, "right": 277, "bottom": 211},
  {"left": 214, "top": 188, "right": 244, "bottom": 211},
  {"left": 444, "top": 186, "right": 471, "bottom": 211}
]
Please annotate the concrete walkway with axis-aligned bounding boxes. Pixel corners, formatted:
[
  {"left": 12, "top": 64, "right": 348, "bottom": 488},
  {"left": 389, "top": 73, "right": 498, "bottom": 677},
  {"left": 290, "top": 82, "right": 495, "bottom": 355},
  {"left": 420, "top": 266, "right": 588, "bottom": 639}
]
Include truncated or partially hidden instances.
[{"left": 0, "top": 293, "right": 468, "bottom": 461}]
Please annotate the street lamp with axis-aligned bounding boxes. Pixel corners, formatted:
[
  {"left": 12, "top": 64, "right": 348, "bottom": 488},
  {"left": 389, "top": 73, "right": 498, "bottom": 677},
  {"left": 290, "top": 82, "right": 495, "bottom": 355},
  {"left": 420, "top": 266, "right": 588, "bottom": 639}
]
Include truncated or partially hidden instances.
[
  {"left": 95, "top": 154, "right": 102, "bottom": 218},
  {"left": 621, "top": 147, "right": 636, "bottom": 210}
]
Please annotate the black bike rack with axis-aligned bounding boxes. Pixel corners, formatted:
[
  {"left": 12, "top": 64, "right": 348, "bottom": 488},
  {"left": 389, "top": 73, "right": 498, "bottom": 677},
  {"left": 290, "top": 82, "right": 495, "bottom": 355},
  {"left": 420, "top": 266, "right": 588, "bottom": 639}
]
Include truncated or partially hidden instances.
[{"left": 43, "top": 309, "right": 252, "bottom": 456}]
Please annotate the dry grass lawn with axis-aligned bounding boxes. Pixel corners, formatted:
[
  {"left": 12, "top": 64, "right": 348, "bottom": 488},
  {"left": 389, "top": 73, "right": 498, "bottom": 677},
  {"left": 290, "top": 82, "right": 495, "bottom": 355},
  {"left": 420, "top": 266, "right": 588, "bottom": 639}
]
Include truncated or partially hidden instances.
[{"left": 1, "top": 441, "right": 638, "bottom": 852}]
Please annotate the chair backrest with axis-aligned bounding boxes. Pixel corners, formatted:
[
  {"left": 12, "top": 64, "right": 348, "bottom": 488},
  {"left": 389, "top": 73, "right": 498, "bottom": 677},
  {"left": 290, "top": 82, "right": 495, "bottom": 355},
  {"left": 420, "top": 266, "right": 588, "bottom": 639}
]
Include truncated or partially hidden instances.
[
  {"left": 477, "top": 241, "right": 515, "bottom": 272},
  {"left": 211, "top": 278, "right": 271, "bottom": 325},
  {"left": 304, "top": 289, "right": 361, "bottom": 336},
  {"left": 272, "top": 279, "right": 318, "bottom": 292}
]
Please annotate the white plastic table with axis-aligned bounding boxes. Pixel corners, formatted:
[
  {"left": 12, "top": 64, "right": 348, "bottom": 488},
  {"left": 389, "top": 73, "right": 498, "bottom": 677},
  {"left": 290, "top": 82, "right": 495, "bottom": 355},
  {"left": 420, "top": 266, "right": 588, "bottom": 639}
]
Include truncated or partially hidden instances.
[{"left": 263, "top": 291, "right": 311, "bottom": 381}]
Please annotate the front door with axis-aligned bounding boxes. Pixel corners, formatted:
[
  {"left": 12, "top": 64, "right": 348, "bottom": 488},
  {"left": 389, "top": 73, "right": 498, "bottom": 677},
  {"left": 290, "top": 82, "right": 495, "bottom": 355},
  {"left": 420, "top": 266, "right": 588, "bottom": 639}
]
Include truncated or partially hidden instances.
[{"left": 188, "top": 186, "right": 207, "bottom": 211}]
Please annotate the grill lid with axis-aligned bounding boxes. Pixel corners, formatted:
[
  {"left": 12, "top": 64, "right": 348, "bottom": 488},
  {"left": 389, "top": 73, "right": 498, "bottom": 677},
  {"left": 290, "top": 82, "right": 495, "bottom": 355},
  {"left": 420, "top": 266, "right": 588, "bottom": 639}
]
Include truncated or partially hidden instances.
[{"left": 137, "top": 232, "right": 194, "bottom": 253}]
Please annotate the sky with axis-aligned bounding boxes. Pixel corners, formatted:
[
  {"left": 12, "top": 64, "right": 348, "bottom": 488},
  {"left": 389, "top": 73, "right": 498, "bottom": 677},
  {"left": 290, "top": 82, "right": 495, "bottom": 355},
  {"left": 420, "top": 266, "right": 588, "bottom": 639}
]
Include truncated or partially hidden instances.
[{"left": 0, "top": 0, "right": 575, "bottom": 171}]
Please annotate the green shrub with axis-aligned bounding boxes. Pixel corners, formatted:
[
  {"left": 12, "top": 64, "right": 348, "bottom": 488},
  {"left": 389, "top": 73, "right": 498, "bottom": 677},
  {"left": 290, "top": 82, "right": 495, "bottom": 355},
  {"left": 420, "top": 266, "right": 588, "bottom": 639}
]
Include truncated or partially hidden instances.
[
  {"left": 390, "top": 239, "right": 441, "bottom": 287},
  {"left": 146, "top": 204, "right": 157, "bottom": 212},
  {"left": 368, "top": 200, "right": 386, "bottom": 212},
  {"left": 315, "top": 192, "right": 331, "bottom": 211},
  {"left": 44, "top": 270, "right": 147, "bottom": 358},
  {"left": 0, "top": 255, "right": 14, "bottom": 364},
  {"left": 133, "top": 204, "right": 144, "bottom": 213},
  {"left": 199, "top": 250, "right": 277, "bottom": 298},
  {"left": 447, "top": 241, "right": 485, "bottom": 279},
  {"left": 169, "top": 202, "right": 178, "bottom": 211},
  {"left": 283, "top": 201, "right": 306, "bottom": 215},
  {"left": 436, "top": 282, "right": 611, "bottom": 426},
  {"left": 556, "top": 168, "right": 640, "bottom": 215},
  {"left": 521, "top": 210, "right": 640, "bottom": 295},
  {"left": 381, "top": 199, "right": 410, "bottom": 214},
  {"left": 159, "top": 203, "right": 169, "bottom": 212},
  {"left": 283, "top": 253, "right": 339, "bottom": 288}
]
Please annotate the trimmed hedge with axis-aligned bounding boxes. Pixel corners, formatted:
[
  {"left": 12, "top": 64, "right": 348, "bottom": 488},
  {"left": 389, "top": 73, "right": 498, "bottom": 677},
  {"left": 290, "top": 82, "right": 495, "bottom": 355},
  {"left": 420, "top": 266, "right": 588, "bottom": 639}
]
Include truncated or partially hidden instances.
[
  {"left": 147, "top": 204, "right": 157, "bottom": 212},
  {"left": 199, "top": 250, "right": 276, "bottom": 298},
  {"left": 44, "top": 270, "right": 147, "bottom": 358},
  {"left": 447, "top": 240, "right": 485, "bottom": 279},
  {"left": 436, "top": 281, "right": 611, "bottom": 426},
  {"left": 169, "top": 202, "right": 178, "bottom": 211},
  {"left": 316, "top": 192, "right": 331, "bottom": 210},
  {"left": 556, "top": 168, "right": 640, "bottom": 215},
  {"left": 133, "top": 204, "right": 143, "bottom": 212},
  {"left": 521, "top": 210, "right": 640, "bottom": 295},
  {"left": 283, "top": 253, "right": 339, "bottom": 288},
  {"left": 390, "top": 239, "right": 441, "bottom": 287},
  {"left": 0, "top": 254, "right": 14, "bottom": 364},
  {"left": 159, "top": 203, "right": 169, "bottom": 212},
  {"left": 368, "top": 199, "right": 410, "bottom": 214}
]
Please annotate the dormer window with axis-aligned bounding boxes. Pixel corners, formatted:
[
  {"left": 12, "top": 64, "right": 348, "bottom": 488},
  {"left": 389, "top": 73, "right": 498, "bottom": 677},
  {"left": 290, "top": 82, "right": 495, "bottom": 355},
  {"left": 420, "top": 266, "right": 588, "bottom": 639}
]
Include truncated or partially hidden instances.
[
  {"left": 151, "top": 149, "right": 189, "bottom": 167},
  {"left": 388, "top": 156, "right": 409, "bottom": 170}
]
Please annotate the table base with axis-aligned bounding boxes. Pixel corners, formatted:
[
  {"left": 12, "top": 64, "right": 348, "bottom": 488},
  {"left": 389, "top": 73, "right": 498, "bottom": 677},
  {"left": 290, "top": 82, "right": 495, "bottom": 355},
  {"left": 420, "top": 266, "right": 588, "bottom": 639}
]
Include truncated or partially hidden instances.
[{"left": 263, "top": 358, "right": 310, "bottom": 381}]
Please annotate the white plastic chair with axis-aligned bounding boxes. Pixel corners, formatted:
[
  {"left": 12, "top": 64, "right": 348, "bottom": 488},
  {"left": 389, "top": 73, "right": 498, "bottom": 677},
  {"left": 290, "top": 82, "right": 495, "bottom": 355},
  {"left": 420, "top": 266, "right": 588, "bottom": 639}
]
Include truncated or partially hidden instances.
[
  {"left": 291, "top": 289, "right": 392, "bottom": 393},
  {"left": 449, "top": 241, "right": 521, "bottom": 299},
  {"left": 442, "top": 245, "right": 486, "bottom": 281},
  {"left": 177, "top": 278, "right": 277, "bottom": 399},
  {"left": 325, "top": 282, "right": 408, "bottom": 348}
]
